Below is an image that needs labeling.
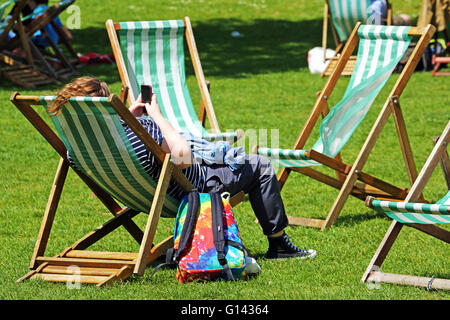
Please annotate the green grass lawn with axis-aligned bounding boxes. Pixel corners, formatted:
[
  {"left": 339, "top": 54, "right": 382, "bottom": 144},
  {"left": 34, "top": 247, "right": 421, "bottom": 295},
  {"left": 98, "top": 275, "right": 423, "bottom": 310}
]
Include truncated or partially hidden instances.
[{"left": 0, "top": 0, "right": 449, "bottom": 300}]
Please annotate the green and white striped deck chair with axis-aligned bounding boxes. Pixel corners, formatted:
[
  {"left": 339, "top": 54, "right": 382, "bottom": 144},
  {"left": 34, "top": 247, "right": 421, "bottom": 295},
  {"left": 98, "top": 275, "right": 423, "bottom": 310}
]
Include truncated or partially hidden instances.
[
  {"left": 106, "top": 17, "right": 238, "bottom": 142},
  {"left": 362, "top": 121, "right": 450, "bottom": 290},
  {"left": 40, "top": 95, "right": 180, "bottom": 218},
  {"left": 368, "top": 193, "right": 450, "bottom": 225},
  {"left": 0, "top": 0, "right": 16, "bottom": 21},
  {"left": 256, "top": 23, "right": 436, "bottom": 230},
  {"left": 11, "top": 92, "right": 194, "bottom": 286},
  {"left": 0, "top": 0, "right": 26, "bottom": 48},
  {"left": 322, "top": 0, "right": 393, "bottom": 76}
]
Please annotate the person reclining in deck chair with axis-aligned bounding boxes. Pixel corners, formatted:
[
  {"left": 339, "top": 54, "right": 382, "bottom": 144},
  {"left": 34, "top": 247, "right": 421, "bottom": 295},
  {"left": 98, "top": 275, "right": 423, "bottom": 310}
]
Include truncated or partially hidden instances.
[
  {"left": 369, "top": 0, "right": 411, "bottom": 26},
  {"left": 4, "top": 0, "right": 33, "bottom": 27},
  {"left": 30, "top": 0, "right": 72, "bottom": 49},
  {"left": 48, "top": 76, "right": 317, "bottom": 261},
  {"left": 1, "top": 0, "right": 33, "bottom": 40}
]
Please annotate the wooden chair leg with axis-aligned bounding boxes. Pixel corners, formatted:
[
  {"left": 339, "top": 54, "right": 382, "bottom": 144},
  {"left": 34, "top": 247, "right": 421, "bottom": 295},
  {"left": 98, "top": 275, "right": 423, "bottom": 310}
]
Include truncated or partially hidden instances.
[
  {"left": 361, "top": 220, "right": 403, "bottom": 283},
  {"left": 389, "top": 97, "right": 419, "bottom": 187},
  {"left": 71, "top": 208, "right": 142, "bottom": 251},
  {"left": 30, "top": 158, "right": 69, "bottom": 269},
  {"left": 134, "top": 154, "right": 174, "bottom": 275},
  {"left": 198, "top": 80, "right": 210, "bottom": 127}
]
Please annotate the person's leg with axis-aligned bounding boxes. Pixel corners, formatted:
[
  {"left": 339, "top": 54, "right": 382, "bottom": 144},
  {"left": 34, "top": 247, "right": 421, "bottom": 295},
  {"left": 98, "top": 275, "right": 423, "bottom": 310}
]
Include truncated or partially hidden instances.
[
  {"left": 202, "top": 154, "right": 316, "bottom": 259},
  {"left": 202, "top": 154, "right": 287, "bottom": 235}
]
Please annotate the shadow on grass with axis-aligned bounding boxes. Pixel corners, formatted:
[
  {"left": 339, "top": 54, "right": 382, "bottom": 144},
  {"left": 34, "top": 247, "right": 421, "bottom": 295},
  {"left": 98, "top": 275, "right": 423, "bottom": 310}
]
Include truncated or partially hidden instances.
[
  {"left": 68, "top": 17, "right": 324, "bottom": 78},
  {"left": 332, "top": 210, "right": 387, "bottom": 228},
  {"left": 187, "top": 17, "right": 323, "bottom": 77},
  {"left": 2, "top": 17, "right": 324, "bottom": 90}
]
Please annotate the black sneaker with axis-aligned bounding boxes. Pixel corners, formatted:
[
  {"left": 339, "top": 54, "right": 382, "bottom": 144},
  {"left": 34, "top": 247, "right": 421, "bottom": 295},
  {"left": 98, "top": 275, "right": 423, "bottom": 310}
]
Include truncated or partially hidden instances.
[{"left": 265, "top": 232, "right": 317, "bottom": 260}]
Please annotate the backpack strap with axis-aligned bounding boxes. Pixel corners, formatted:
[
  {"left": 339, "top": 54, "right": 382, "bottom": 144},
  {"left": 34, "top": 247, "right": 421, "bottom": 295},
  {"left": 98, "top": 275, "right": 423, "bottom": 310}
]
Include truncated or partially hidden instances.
[
  {"left": 210, "top": 192, "right": 235, "bottom": 281},
  {"left": 150, "top": 190, "right": 200, "bottom": 280},
  {"left": 173, "top": 190, "right": 200, "bottom": 262}
]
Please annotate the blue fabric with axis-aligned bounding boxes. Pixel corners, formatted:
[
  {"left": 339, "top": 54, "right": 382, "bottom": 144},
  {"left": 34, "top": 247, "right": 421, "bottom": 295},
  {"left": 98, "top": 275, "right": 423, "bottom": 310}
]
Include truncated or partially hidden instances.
[
  {"left": 180, "top": 132, "right": 246, "bottom": 171},
  {"left": 31, "top": 5, "right": 64, "bottom": 48},
  {"left": 369, "top": 0, "right": 387, "bottom": 24}
]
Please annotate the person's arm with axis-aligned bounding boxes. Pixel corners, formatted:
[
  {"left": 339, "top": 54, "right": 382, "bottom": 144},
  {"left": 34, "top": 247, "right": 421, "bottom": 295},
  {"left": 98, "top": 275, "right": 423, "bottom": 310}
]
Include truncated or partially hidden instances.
[
  {"left": 129, "top": 94, "right": 193, "bottom": 169},
  {"left": 60, "top": 25, "right": 72, "bottom": 41}
]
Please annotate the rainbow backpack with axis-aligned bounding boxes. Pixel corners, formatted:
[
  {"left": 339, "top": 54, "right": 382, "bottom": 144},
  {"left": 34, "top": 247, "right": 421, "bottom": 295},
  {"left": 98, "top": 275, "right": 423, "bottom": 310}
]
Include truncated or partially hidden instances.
[{"left": 167, "top": 191, "right": 247, "bottom": 283}]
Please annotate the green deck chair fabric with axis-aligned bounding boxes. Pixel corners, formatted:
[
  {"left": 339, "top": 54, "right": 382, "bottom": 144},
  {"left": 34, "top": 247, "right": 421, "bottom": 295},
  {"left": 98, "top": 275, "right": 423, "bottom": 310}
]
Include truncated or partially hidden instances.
[
  {"left": 117, "top": 20, "right": 236, "bottom": 141},
  {"left": 1, "top": 0, "right": 75, "bottom": 46},
  {"left": 0, "top": 0, "right": 21, "bottom": 35},
  {"left": 329, "top": 0, "right": 371, "bottom": 42},
  {"left": 40, "top": 96, "right": 180, "bottom": 218},
  {"left": 257, "top": 24, "right": 412, "bottom": 168},
  {"left": 0, "top": 0, "right": 16, "bottom": 20},
  {"left": 369, "top": 192, "right": 450, "bottom": 224}
]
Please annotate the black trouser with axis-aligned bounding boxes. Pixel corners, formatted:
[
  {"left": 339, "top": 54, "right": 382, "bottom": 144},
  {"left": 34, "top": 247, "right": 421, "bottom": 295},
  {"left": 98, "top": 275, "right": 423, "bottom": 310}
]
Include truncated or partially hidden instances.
[{"left": 200, "top": 154, "right": 288, "bottom": 236}]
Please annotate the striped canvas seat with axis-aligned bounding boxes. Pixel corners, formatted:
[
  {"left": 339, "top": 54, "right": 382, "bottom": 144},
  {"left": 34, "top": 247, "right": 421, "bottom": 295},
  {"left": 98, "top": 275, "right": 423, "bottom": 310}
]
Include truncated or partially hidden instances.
[
  {"left": 257, "top": 25, "right": 412, "bottom": 168},
  {"left": 0, "top": 0, "right": 15, "bottom": 21},
  {"left": 112, "top": 19, "right": 236, "bottom": 141},
  {"left": 254, "top": 22, "right": 436, "bottom": 231},
  {"left": 328, "top": 0, "right": 372, "bottom": 42},
  {"left": 12, "top": 92, "right": 195, "bottom": 286},
  {"left": 369, "top": 192, "right": 450, "bottom": 224},
  {"left": 362, "top": 122, "right": 449, "bottom": 290},
  {"left": 0, "top": 0, "right": 21, "bottom": 38},
  {"left": 40, "top": 96, "right": 180, "bottom": 218}
]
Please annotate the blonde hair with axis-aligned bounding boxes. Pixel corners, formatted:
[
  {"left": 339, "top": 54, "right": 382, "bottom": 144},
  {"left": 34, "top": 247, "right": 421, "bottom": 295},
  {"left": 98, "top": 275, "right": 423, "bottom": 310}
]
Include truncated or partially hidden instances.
[{"left": 48, "top": 76, "right": 110, "bottom": 116}]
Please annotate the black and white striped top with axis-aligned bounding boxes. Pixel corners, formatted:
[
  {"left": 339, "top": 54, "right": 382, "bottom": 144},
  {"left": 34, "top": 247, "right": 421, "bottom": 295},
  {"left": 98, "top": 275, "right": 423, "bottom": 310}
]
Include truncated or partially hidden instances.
[{"left": 121, "top": 117, "right": 206, "bottom": 200}]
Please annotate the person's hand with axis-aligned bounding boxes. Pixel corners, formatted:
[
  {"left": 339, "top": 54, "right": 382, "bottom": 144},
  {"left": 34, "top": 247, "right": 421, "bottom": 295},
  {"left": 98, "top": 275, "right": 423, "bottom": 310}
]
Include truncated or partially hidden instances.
[
  {"left": 128, "top": 94, "right": 146, "bottom": 117},
  {"left": 62, "top": 26, "right": 73, "bottom": 41},
  {"left": 145, "top": 94, "right": 163, "bottom": 120}
]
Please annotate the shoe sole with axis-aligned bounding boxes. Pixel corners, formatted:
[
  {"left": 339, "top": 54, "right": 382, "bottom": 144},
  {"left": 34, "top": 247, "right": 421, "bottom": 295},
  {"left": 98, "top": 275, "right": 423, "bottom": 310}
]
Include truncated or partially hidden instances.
[{"left": 265, "top": 250, "right": 317, "bottom": 260}]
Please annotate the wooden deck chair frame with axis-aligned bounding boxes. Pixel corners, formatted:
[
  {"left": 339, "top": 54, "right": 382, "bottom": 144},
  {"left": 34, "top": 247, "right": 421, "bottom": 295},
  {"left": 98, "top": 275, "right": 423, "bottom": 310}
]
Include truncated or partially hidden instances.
[
  {"left": 321, "top": 0, "right": 393, "bottom": 77},
  {"left": 11, "top": 91, "right": 244, "bottom": 287},
  {"left": 106, "top": 16, "right": 224, "bottom": 137},
  {"left": 0, "top": 0, "right": 34, "bottom": 66},
  {"left": 362, "top": 121, "right": 450, "bottom": 290},
  {"left": 0, "top": 0, "right": 57, "bottom": 87},
  {"left": 3, "top": 0, "right": 79, "bottom": 81},
  {"left": 273, "top": 23, "right": 436, "bottom": 231}
]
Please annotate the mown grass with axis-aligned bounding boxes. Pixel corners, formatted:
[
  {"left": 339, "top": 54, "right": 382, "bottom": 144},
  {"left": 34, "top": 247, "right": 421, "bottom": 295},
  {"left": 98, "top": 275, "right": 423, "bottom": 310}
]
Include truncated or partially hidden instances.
[{"left": 0, "top": 0, "right": 448, "bottom": 300}]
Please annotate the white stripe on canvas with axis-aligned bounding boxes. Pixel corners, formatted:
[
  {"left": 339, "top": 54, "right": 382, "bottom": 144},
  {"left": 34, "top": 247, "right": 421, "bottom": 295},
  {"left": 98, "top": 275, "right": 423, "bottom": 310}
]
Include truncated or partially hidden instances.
[
  {"left": 432, "top": 214, "right": 450, "bottom": 223},
  {"left": 396, "top": 26, "right": 407, "bottom": 57},
  {"left": 332, "top": 0, "right": 346, "bottom": 40},
  {"left": 154, "top": 21, "right": 182, "bottom": 133},
  {"left": 168, "top": 19, "right": 203, "bottom": 136},
  {"left": 95, "top": 102, "right": 178, "bottom": 212},
  {"left": 383, "top": 27, "right": 394, "bottom": 67},
  {"left": 57, "top": 106, "right": 144, "bottom": 211},
  {"left": 140, "top": 21, "right": 153, "bottom": 88},
  {"left": 367, "top": 26, "right": 383, "bottom": 77},
  {"left": 341, "top": 0, "right": 353, "bottom": 39},
  {"left": 75, "top": 101, "right": 151, "bottom": 208},
  {"left": 352, "top": 27, "right": 371, "bottom": 87}
]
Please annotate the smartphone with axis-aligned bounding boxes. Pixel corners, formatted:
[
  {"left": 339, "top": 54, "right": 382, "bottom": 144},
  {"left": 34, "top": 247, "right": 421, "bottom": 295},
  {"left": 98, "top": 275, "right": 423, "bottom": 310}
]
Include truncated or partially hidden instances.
[{"left": 141, "top": 84, "right": 152, "bottom": 115}]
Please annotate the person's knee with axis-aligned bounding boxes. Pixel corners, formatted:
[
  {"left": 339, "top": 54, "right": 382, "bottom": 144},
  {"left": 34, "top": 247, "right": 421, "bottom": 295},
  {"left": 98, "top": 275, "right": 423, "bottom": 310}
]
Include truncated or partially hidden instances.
[{"left": 248, "top": 154, "right": 275, "bottom": 177}]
